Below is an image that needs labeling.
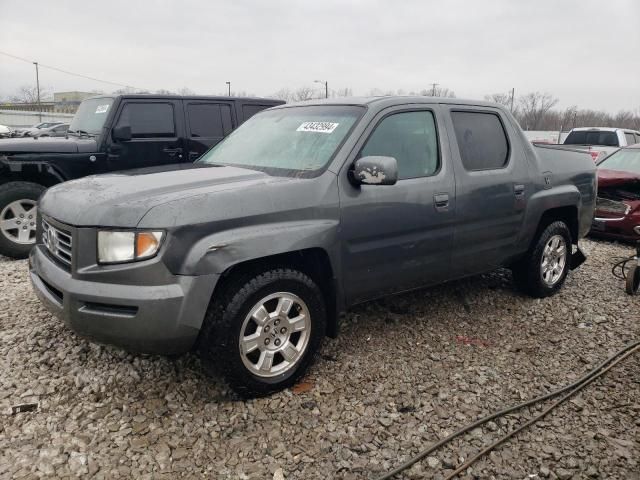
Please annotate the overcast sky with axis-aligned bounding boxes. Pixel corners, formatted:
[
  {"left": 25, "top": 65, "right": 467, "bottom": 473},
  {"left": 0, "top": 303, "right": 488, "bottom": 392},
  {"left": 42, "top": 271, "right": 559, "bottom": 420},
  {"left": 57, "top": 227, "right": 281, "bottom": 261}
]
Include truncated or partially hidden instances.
[{"left": 1, "top": 0, "right": 638, "bottom": 113}]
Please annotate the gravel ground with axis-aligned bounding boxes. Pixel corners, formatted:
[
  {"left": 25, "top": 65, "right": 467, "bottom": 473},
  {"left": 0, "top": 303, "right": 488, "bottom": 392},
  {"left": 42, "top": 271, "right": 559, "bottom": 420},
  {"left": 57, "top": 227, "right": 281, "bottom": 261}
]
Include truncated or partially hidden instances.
[{"left": 1, "top": 238, "right": 639, "bottom": 480}]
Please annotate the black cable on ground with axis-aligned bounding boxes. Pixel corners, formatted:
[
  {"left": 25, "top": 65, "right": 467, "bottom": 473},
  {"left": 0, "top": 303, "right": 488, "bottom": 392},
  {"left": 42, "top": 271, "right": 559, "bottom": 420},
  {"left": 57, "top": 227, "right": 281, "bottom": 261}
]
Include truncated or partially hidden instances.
[
  {"left": 443, "top": 342, "right": 640, "bottom": 479},
  {"left": 375, "top": 340, "right": 640, "bottom": 480},
  {"left": 611, "top": 256, "right": 635, "bottom": 280}
]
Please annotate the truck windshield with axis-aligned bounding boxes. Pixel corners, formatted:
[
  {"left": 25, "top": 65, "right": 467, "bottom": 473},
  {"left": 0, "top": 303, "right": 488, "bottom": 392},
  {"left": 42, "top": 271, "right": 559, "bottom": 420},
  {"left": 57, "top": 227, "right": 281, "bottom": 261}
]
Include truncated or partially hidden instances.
[
  {"left": 598, "top": 149, "right": 640, "bottom": 174},
  {"left": 198, "top": 105, "right": 364, "bottom": 175},
  {"left": 565, "top": 130, "right": 619, "bottom": 147},
  {"left": 69, "top": 97, "right": 114, "bottom": 135}
]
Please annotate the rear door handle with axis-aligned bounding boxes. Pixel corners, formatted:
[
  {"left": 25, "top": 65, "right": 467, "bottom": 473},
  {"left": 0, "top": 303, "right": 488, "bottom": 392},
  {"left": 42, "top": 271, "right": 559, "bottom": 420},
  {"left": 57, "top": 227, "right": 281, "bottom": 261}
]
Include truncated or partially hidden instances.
[
  {"left": 514, "top": 184, "right": 525, "bottom": 197},
  {"left": 434, "top": 193, "right": 450, "bottom": 212}
]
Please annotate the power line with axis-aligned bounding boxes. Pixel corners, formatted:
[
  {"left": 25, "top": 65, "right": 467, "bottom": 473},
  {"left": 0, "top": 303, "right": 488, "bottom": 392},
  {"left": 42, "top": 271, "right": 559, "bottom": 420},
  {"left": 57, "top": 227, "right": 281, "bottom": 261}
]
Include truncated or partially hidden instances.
[{"left": 0, "top": 50, "right": 146, "bottom": 91}]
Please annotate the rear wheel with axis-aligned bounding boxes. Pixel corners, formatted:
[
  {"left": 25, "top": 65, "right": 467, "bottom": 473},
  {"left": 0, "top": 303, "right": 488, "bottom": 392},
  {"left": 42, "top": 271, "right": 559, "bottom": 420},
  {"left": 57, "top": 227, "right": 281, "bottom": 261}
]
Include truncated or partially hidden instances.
[
  {"left": 199, "top": 268, "right": 326, "bottom": 397},
  {"left": 512, "top": 221, "right": 571, "bottom": 298},
  {"left": 0, "top": 182, "right": 45, "bottom": 259}
]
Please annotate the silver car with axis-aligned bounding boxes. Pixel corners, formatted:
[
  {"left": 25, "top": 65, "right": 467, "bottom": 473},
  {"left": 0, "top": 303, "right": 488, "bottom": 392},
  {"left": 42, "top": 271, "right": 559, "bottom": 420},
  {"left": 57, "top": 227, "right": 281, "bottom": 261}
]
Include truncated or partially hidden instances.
[{"left": 31, "top": 123, "right": 69, "bottom": 138}]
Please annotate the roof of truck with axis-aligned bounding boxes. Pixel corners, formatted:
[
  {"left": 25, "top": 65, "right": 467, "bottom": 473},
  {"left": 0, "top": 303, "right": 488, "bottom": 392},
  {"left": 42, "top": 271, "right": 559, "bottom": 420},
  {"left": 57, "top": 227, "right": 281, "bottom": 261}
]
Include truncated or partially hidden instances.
[
  {"left": 569, "top": 127, "right": 640, "bottom": 134},
  {"left": 85, "top": 94, "right": 284, "bottom": 104},
  {"left": 272, "top": 96, "right": 506, "bottom": 110}
]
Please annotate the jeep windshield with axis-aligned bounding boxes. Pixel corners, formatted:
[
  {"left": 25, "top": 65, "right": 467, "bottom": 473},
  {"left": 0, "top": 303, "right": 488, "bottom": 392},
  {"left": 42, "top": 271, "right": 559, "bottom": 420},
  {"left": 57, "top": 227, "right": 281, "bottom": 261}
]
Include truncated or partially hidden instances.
[
  {"left": 198, "top": 105, "right": 364, "bottom": 176},
  {"left": 68, "top": 97, "right": 114, "bottom": 136}
]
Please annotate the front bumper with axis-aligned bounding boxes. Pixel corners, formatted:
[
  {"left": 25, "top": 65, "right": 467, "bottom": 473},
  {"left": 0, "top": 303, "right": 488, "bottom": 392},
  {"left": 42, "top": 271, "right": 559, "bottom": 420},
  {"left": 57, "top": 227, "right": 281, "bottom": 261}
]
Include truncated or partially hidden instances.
[
  {"left": 29, "top": 245, "right": 218, "bottom": 355},
  {"left": 591, "top": 215, "right": 640, "bottom": 243}
]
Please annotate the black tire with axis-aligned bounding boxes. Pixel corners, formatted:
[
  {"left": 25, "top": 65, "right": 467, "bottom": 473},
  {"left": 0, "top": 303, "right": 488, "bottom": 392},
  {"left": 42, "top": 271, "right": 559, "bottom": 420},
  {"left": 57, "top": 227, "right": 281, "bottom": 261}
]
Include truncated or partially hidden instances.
[
  {"left": 626, "top": 263, "right": 640, "bottom": 295},
  {"left": 199, "top": 268, "right": 326, "bottom": 398},
  {"left": 0, "top": 181, "right": 45, "bottom": 259},
  {"left": 512, "top": 221, "right": 572, "bottom": 298}
]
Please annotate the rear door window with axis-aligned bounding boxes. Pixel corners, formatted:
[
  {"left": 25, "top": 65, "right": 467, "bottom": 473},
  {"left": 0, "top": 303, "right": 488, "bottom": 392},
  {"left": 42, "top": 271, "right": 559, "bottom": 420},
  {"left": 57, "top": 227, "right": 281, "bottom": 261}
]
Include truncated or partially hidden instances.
[
  {"left": 116, "top": 103, "right": 175, "bottom": 138},
  {"left": 187, "top": 103, "right": 233, "bottom": 138},
  {"left": 451, "top": 111, "right": 509, "bottom": 171}
]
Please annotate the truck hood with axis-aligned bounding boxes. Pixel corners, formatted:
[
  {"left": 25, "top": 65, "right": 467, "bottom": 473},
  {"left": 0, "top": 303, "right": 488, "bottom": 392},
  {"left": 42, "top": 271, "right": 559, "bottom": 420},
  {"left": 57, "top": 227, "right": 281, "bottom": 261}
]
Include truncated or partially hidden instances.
[
  {"left": 40, "top": 164, "right": 284, "bottom": 227},
  {"left": 0, "top": 136, "right": 97, "bottom": 154},
  {"left": 597, "top": 168, "right": 640, "bottom": 188}
]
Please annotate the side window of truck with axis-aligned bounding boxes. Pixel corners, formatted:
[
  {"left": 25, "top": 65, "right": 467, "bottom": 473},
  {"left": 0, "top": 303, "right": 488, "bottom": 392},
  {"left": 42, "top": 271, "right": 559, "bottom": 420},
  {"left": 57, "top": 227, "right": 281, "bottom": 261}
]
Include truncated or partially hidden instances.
[
  {"left": 359, "top": 110, "right": 439, "bottom": 179},
  {"left": 242, "top": 104, "right": 272, "bottom": 122},
  {"left": 451, "top": 111, "right": 509, "bottom": 171},
  {"left": 116, "top": 103, "right": 175, "bottom": 138},
  {"left": 624, "top": 132, "right": 636, "bottom": 146},
  {"left": 187, "top": 103, "right": 233, "bottom": 138}
]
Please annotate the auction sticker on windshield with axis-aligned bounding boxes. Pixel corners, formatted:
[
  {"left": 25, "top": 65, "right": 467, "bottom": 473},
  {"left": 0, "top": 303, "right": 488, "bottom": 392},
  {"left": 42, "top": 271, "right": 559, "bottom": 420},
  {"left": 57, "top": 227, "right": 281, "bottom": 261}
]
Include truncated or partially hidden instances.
[
  {"left": 297, "top": 122, "right": 339, "bottom": 133},
  {"left": 95, "top": 105, "right": 110, "bottom": 114}
]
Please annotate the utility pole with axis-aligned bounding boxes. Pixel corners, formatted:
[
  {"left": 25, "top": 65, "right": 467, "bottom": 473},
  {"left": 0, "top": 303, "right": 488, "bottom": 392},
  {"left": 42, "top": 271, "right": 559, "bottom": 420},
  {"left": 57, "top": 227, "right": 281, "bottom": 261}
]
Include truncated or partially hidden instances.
[
  {"left": 510, "top": 87, "right": 515, "bottom": 113},
  {"left": 226, "top": 81, "right": 231, "bottom": 96},
  {"left": 314, "top": 80, "right": 328, "bottom": 99},
  {"left": 430, "top": 83, "right": 439, "bottom": 96},
  {"left": 33, "top": 62, "right": 41, "bottom": 121}
]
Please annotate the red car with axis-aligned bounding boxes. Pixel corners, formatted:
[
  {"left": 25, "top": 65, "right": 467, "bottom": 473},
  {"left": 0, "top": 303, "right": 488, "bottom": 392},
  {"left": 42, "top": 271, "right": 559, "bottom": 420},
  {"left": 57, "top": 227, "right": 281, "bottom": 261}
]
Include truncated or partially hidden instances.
[{"left": 592, "top": 144, "right": 640, "bottom": 241}]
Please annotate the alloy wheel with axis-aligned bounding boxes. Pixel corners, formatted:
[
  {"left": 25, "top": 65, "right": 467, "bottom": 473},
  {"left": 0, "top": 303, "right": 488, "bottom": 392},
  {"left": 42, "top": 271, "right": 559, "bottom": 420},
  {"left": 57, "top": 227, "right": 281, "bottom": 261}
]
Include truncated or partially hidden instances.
[
  {"left": 0, "top": 200, "right": 38, "bottom": 245},
  {"left": 239, "top": 292, "right": 311, "bottom": 378},
  {"left": 540, "top": 234, "right": 567, "bottom": 286}
]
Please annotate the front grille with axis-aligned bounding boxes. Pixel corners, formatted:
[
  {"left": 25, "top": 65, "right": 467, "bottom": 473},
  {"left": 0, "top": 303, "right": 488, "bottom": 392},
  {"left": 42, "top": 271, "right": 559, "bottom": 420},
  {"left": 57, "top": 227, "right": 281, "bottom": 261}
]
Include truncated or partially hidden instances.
[{"left": 42, "top": 218, "right": 73, "bottom": 267}]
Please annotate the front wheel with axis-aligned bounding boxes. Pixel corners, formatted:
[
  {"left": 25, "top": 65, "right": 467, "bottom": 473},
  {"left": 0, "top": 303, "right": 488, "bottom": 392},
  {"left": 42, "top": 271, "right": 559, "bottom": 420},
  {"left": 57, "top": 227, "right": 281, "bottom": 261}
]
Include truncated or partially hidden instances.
[
  {"left": 512, "top": 221, "right": 571, "bottom": 298},
  {"left": 0, "top": 182, "right": 45, "bottom": 259},
  {"left": 199, "top": 268, "right": 326, "bottom": 397}
]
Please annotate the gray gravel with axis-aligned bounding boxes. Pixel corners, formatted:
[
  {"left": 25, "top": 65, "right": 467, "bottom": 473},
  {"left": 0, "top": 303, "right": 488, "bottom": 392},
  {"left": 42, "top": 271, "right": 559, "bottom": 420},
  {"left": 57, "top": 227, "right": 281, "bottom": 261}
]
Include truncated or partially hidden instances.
[{"left": 1, "top": 238, "right": 639, "bottom": 479}]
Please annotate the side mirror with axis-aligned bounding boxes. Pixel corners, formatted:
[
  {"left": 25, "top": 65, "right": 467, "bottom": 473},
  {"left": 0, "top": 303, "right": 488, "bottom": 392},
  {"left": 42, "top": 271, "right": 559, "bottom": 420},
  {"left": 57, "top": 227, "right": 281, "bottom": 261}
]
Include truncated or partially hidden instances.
[
  {"left": 350, "top": 156, "right": 398, "bottom": 186},
  {"left": 112, "top": 125, "right": 132, "bottom": 142}
]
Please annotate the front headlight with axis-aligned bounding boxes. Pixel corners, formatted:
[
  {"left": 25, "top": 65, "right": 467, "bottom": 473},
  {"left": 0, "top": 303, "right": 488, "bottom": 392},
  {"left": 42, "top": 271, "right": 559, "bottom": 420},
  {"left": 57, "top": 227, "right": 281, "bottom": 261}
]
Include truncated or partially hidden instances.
[{"left": 97, "top": 230, "right": 164, "bottom": 264}]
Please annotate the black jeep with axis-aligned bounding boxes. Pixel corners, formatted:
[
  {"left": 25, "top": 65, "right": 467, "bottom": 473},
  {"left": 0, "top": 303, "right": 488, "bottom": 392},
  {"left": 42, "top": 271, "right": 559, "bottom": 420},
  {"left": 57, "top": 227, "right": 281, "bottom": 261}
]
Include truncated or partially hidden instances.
[{"left": 0, "top": 94, "right": 283, "bottom": 258}]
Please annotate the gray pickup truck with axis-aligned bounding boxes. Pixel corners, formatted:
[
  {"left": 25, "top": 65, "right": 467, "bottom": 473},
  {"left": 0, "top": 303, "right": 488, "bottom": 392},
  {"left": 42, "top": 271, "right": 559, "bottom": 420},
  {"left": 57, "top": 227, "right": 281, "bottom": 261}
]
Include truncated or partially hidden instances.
[{"left": 29, "top": 97, "right": 596, "bottom": 397}]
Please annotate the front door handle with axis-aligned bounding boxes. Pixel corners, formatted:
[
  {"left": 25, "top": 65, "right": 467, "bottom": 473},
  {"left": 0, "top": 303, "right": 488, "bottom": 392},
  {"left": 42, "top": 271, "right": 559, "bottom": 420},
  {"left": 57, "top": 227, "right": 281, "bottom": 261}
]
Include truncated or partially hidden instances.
[
  {"left": 434, "top": 193, "right": 450, "bottom": 212},
  {"left": 188, "top": 151, "right": 201, "bottom": 161},
  {"left": 163, "top": 147, "right": 183, "bottom": 159}
]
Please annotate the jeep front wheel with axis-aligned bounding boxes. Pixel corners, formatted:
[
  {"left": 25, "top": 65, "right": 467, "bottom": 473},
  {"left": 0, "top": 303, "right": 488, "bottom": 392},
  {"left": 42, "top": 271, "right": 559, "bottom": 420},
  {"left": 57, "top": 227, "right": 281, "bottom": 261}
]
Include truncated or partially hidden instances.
[
  {"left": 0, "top": 182, "right": 45, "bottom": 259},
  {"left": 199, "top": 268, "right": 326, "bottom": 397}
]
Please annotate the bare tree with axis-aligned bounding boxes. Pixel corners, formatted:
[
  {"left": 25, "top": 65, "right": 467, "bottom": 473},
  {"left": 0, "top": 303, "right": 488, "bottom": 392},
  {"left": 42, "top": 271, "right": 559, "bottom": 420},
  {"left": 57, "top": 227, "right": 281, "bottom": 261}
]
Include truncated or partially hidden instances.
[
  {"left": 333, "top": 87, "right": 353, "bottom": 97},
  {"left": 517, "top": 92, "right": 558, "bottom": 130},
  {"left": 271, "top": 88, "right": 294, "bottom": 102},
  {"left": 484, "top": 92, "right": 514, "bottom": 112},
  {"left": 112, "top": 87, "right": 138, "bottom": 94},
  {"left": 434, "top": 86, "right": 456, "bottom": 98},
  {"left": 419, "top": 86, "right": 456, "bottom": 98},
  {"left": 178, "top": 87, "right": 195, "bottom": 96},
  {"left": 10, "top": 85, "right": 50, "bottom": 103},
  {"left": 560, "top": 105, "right": 578, "bottom": 130},
  {"left": 291, "top": 86, "right": 316, "bottom": 102}
]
